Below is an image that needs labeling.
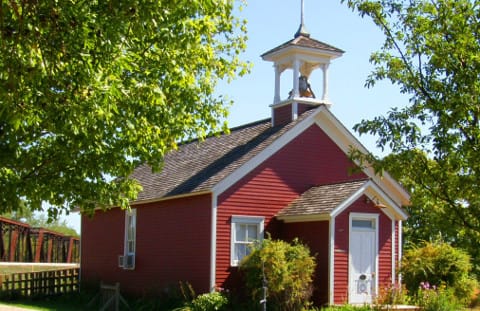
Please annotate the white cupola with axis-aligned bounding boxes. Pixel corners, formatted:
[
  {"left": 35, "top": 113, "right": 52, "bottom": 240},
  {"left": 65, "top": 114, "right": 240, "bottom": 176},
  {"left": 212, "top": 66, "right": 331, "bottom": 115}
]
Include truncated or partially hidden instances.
[{"left": 261, "top": 0, "right": 344, "bottom": 126}]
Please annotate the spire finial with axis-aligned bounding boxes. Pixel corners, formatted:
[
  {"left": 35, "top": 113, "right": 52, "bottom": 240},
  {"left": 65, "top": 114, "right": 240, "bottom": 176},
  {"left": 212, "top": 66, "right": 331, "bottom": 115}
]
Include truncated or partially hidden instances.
[{"left": 295, "top": 0, "right": 310, "bottom": 38}]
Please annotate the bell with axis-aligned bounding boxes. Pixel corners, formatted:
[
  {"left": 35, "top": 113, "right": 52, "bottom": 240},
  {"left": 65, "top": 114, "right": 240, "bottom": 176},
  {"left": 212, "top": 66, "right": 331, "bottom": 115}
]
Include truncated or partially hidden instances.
[{"left": 299, "top": 75, "right": 315, "bottom": 98}]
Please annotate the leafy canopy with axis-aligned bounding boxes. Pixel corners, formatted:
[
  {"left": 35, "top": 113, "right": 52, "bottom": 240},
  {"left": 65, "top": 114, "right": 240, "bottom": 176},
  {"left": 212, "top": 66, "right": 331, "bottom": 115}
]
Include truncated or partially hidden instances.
[
  {"left": 343, "top": 0, "right": 480, "bottom": 271},
  {"left": 0, "top": 0, "right": 248, "bottom": 218}
]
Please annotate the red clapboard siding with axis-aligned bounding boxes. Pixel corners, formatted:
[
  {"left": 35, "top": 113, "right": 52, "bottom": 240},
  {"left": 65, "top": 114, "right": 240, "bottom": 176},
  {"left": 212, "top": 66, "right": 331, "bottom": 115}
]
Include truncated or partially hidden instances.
[
  {"left": 216, "top": 124, "right": 366, "bottom": 292},
  {"left": 81, "top": 193, "right": 212, "bottom": 295},
  {"left": 378, "top": 215, "right": 393, "bottom": 287},
  {"left": 395, "top": 221, "right": 400, "bottom": 283},
  {"left": 298, "top": 103, "right": 314, "bottom": 115},
  {"left": 333, "top": 196, "right": 393, "bottom": 304},
  {"left": 281, "top": 221, "right": 330, "bottom": 306},
  {"left": 273, "top": 104, "right": 292, "bottom": 126},
  {"left": 334, "top": 207, "right": 350, "bottom": 305},
  {"left": 81, "top": 208, "right": 125, "bottom": 287}
]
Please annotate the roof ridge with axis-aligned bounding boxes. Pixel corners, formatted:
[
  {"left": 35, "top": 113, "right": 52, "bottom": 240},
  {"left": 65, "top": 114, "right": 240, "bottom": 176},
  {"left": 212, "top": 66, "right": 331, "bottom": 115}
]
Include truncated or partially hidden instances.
[
  {"left": 176, "top": 118, "right": 272, "bottom": 147},
  {"left": 312, "top": 178, "right": 370, "bottom": 188},
  {"left": 228, "top": 118, "right": 271, "bottom": 132}
]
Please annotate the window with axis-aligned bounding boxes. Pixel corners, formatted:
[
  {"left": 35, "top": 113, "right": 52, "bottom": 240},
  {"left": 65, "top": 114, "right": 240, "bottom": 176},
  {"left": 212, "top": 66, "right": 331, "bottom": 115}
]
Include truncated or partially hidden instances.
[
  {"left": 120, "top": 209, "right": 136, "bottom": 270},
  {"left": 125, "top": 209, "right": 136, "bottom": 255},
  {"left": 352, "top": 219, "right": 375, "bottom": 230},
  {"left": 231, "top": 216, "right": 264, "bottom": 266}
]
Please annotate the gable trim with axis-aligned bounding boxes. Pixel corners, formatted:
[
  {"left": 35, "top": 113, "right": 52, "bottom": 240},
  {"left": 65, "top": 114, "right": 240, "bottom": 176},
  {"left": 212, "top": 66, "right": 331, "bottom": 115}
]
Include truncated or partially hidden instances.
[
  {"left": 330, "top": 182, "right": 370, "bottom": 218},
  {"left": 330, "top": 180, "right": 408, "bottom": 221}
]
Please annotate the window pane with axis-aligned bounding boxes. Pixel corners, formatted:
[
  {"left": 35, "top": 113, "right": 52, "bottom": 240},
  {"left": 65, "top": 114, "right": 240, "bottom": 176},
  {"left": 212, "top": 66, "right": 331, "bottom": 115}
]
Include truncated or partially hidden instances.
[
  {"left": 128, "top": 241, "right": 135, "bottom": 254},
  {"left": 236, "top": 224, "right": 246, "bottom": 242},
  {"left": 352, "top": 220, "right": 374, "bottom": 229},
  {"left": 247, "top": 224, "right": 258, "bottom": 241},
  {"left": 235, "top": 244, "right": 247, "bottom": 262}
]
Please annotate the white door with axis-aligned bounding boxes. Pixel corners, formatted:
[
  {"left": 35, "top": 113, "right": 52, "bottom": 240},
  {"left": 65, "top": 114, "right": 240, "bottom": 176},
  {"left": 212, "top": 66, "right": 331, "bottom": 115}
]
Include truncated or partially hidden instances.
[{"left": 349, "top": 218, "right": 377, "bottom": 304}]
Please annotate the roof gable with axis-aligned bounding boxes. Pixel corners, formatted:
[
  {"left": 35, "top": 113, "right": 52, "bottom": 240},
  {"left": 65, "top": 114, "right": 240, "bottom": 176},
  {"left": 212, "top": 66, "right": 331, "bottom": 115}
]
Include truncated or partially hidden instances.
[
  {"left": 277, "top": 179, "right": 408, "bottom": 222},
  {"left": 277, "top": 179, "right": 368, "bottom": 219},
  {"left": 261, "top": 34, "right": 344, "bottom": 60}
]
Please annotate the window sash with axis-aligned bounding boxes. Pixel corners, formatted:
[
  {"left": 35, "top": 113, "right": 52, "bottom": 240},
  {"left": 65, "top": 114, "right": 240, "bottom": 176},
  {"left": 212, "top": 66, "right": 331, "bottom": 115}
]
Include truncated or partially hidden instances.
[{"left": 125, "top": 209, "right": 136, "bottom": 255}]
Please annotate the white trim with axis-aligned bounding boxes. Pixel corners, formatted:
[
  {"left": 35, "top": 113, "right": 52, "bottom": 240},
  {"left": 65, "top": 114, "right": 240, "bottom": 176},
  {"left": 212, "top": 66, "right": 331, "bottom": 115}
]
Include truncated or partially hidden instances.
[
  {"left": 329, "top": 217, "right": 336, "bottom": 305},
  {"left": 230, "top": 216, "right": 265, "bottom": 267},
  {"left": 210, "top": 194, "right": 217, "bottom": 291},
  {"left": 348, "top": 212, "right": 379, "bottom": 304},
  {"left": 292, "top": 102, "right": 298, "bottom": 120},
  {"left": 212, "top": 108, "right": 319, "bottom": 195}
]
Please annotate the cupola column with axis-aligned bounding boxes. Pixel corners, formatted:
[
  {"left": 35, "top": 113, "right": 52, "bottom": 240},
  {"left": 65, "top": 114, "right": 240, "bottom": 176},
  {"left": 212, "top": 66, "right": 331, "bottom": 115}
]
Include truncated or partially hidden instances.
[
  {"left": 292, "top": 59, "right": 301, "bottom": 97},
  {"left": 274, "top": 64, "right": 281, "bottom": 105},
  {"left": 322, "top": 63, "right": 329, "bottom": 102}
]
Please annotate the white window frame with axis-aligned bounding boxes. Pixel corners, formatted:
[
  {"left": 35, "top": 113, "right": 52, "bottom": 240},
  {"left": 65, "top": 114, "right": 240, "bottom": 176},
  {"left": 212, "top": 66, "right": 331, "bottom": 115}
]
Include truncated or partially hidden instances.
[
  {"left": 230, "top": 216, "right": 264, "bottom": 267},
  {"left": 121, "top": 208, "right": 136, "bottom": 270}
]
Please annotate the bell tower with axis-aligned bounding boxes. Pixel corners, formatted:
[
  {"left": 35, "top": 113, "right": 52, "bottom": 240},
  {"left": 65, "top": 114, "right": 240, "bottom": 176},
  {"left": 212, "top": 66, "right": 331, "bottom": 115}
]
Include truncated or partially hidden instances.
[{"left": 261, "top": 0, "right": 344, "bottom": 126}]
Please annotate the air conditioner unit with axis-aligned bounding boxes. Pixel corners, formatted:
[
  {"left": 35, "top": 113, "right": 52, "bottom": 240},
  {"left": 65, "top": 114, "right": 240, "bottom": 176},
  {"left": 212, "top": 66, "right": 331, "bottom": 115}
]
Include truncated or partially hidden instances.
[
  {"left": 118, "top": 255, "right": 125, "bottom": 268},
  {"left": 118, "top": 254, "right": 135, "bottom": 269}
]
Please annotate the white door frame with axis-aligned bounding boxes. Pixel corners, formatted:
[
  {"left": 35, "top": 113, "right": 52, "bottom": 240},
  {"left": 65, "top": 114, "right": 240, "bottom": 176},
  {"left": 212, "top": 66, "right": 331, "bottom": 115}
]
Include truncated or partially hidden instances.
[{"left": 348, "top": 212, "right": 379, "bottom": 304}]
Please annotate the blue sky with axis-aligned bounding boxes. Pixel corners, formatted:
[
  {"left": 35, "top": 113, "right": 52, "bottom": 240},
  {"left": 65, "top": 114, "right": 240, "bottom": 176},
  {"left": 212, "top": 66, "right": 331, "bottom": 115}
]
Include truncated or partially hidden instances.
[{"left": 65, "top": 1, "right": 409, "bottom": 233}]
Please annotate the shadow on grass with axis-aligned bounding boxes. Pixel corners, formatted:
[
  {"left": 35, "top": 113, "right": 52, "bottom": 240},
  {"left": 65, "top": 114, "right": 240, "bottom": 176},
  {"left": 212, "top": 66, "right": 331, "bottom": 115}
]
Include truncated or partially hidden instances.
[{"left": 0, "top": 291, "right": 100, "bottom": 311}]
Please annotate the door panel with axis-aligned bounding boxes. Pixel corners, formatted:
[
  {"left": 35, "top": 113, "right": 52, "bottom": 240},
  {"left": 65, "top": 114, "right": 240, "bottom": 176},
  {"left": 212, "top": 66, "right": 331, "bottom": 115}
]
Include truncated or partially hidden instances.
[{"left": 349, "top": 225, "right": 376, "bottom": 303}]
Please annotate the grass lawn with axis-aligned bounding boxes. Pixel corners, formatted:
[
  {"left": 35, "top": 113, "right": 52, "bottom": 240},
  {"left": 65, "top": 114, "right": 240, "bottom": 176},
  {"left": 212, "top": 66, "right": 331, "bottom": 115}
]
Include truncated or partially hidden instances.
[{"left": 0, "top": 292, "right": 100, "bottom": 311}]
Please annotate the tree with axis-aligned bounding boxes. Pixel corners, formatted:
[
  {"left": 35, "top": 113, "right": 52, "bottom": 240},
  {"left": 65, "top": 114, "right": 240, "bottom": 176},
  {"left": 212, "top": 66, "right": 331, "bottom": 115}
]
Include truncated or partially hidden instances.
[
  {"left": 0, "top": 1, "right": 248, "bottom": 218},
  {"left": 343, "top": 0, "right": 480, "bottom": 272}
]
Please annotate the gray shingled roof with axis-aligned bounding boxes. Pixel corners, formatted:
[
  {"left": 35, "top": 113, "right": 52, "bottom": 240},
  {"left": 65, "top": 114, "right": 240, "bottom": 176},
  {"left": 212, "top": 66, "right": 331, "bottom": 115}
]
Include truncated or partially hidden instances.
[
  {"left": 277, "top": 179, "right": 369, "bottom": 217},
  {"left": 130, "top": 109, "right": 317, "bottom": 202},
  {"left": 261, "top": 34, "right": 344, "bottom": 58}
]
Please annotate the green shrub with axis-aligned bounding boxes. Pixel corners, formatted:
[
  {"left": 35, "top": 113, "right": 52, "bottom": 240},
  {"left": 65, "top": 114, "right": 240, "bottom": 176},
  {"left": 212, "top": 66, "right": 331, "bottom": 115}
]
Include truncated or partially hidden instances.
[
  {"left": 172, "top": 285, "right": 228, "bottom": 311},
  {"left": 190, "top": 292, "right": 228, "bottom": 311},
  {"left": 414, "top": 283, "right": 461, "bottom": 311},
  {"left": 401, "top": 240, "right": 477, "bottom": 305},
  {"left": 239, "top": 237, "right": 316, "bottom": 311}
]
